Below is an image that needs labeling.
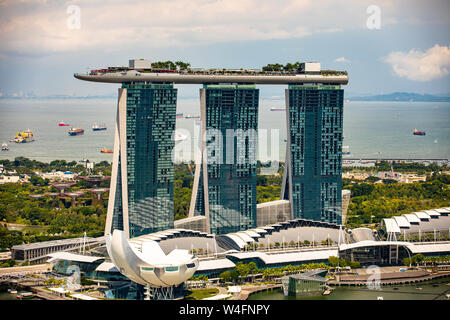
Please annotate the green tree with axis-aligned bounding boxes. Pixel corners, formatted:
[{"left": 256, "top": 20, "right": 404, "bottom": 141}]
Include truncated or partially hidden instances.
[
  {"left": 411, "top": 254, "right": 424, "bottom": 266},
  {"left": 29, "top": 175, "right": 47, "bottom": 186},
  {"left": 328, "top": 256, "right": 340, "bottom": 267},
  {"left": 402, "top": 257, "right": 411, "bottom": 267}
]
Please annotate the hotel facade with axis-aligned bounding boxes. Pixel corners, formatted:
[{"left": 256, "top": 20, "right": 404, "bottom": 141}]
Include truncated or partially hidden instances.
[{"left": 281, "top": 84, "right": 344, "bottom": 225}]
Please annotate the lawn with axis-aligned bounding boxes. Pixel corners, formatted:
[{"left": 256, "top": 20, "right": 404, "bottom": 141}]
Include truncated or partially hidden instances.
[{"left": 184, "top": 288, "right": 219, "bottom": 300}]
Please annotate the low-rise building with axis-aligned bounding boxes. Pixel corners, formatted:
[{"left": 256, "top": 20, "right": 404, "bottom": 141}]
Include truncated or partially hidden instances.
[
  {"left": 256, "top": 200, "right": 290, "bottom": 227},
  {"left": 0, "top": 175, "right": 20, "bottom": 184},
  {"left": 281, "top": 270, "right": 328, "bottom": 296},
  {"left": 41, "top": 171, "right": 76, "bottom": 181},
  {"left": 339, "top": 240, "right": 450, "bottom": 266},
  {"left": 380, "top": 207, "right": 450, "bottom": 241},
  {"left": 256, "top": 193, "right": 350, "bottom": 227},
  {"left": 375, "top": 171, "right": 401, "bottom": 180},
  {"left": 11, "top": 236, "right": 105, "bottom": 264},
  {"left": 0, "top": 251, "right": 12, "bottom": 261},
  {"left": 174, "top": 216, "right": 208, "bottom": 233},
  {"left": 398, "top": 174, "right": 427, "bottom": 183},
  {"left": 342, "top": 172, "right": 370, "bottom": 180}
]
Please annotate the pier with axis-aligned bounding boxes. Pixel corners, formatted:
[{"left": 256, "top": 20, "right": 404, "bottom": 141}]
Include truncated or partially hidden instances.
[{"left": 234, "top": 284, "right": 282, "bottom": 300}]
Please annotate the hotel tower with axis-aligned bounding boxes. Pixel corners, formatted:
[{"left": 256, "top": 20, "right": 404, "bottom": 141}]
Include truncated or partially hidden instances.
[{"left": 75, "top": 60, "right": 348, "bottom": 236}]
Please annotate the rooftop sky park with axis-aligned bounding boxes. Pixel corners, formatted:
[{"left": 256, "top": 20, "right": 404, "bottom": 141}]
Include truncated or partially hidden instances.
[{"left": 74, "top": 59, "right": 348, "bottom": 85}]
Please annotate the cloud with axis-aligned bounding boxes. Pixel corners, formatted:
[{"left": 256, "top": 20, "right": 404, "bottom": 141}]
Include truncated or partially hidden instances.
[
  {"left": 335, "top": 57, "right": 350, "bottom": 63},
  {"left": 0, "top": 0, "right": 449, "bottom": 58},
  {"left": 384, "top": 44, "right": 450, "bottom": 81},
  {"left": 0, "top": 0, "right": 407, "bottom": 57}
]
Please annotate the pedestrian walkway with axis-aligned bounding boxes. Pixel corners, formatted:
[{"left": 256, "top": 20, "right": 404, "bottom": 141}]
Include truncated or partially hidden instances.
[{"left": 203, "top": 293, "right": 232, "bottom": 300}]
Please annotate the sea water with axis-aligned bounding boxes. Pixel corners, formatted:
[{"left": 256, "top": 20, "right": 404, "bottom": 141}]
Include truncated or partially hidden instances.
[
  {"left": 247, "top": 276, "right": 450, "bottom": 300},
  {"left": 0, "top": 99, "right": 448, "bottom": 163}
]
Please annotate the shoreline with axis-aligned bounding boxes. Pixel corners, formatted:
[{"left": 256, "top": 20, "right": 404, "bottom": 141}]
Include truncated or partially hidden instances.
[
  {"left": 328, "top": 270, "right": 450, "bottom": 287},
  {"left": 244, "top": 271, "right": 450, "bottom": 300},
  {"left": 1, "top": 157, "right": 449, "bottom": 163}
]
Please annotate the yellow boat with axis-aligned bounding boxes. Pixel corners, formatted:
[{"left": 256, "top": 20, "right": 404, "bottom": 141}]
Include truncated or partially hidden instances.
[{"left": 12, "top": 129, "right": 34, "bottom": 143}]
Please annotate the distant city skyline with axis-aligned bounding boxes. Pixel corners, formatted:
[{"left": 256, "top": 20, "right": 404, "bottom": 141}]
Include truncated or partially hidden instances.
[{"left": 0, "top": 0, "right": 449, "bottom": 98}]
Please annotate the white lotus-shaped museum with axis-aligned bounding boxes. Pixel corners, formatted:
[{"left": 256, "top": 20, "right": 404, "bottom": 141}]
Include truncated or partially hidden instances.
[{"left": 105, "top": 229, "right": 199, "bottom": 287}]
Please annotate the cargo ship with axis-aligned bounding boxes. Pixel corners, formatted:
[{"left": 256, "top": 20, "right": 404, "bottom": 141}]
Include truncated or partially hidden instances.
[
  {"left": 413, "top": 129, "right": 426, "bottom": 136},
  {"left": 342, "top": 145, "right": 350, "bottom": 155},
  {"left": 270, "top": 107, "right": 286, "bottom": 111},
  {"left": 184, "top": 114, "right": 200, "bottom": 119},
  {"left": 12, "top": 129, "right": 34, "bottom": 143},
  {"left": 101, "top": 147, "right": 113, "bottom": 153},
  {"left": 176, "top": 113, "right": 184, "bottom": 119},
  {"left": 92, "top": 123, "right": 107, "bottom": 131},
  {"left": 68, "top": 127, "right": 84, "bottom": 136},
  {"left": 58, "top": 121, "right": 70, "bottom": 126}
]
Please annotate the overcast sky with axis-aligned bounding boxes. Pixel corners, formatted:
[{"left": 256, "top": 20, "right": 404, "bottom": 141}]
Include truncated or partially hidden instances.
[{"left": 0, "top": 0, "right": 449, "bottom": 97}]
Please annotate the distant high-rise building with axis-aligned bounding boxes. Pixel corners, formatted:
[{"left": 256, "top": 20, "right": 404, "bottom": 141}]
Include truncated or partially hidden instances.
[
  {"left": 189, "top": 84, "right": 259, "bottom": 234},
  {"left": 281, "top": 84, "right": 344, "bottom": 224},
  {"left": 105, "top": 83, "right": 177, "bottom": 238}
]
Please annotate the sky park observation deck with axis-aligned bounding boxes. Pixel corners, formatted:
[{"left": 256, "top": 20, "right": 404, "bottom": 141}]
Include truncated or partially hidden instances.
[{"left": 74, "top": 59, "right": 349, "bottom": 240}]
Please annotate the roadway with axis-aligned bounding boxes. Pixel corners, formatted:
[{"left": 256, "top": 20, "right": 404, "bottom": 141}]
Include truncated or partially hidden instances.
[{"left": 0, "top": 263, "right": 53, "bottom": 278}]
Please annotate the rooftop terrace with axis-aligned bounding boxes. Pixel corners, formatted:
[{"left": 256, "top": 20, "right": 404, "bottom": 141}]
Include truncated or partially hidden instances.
[{"left": 74, "top": 60, "right": 349, "bottom": 85}]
